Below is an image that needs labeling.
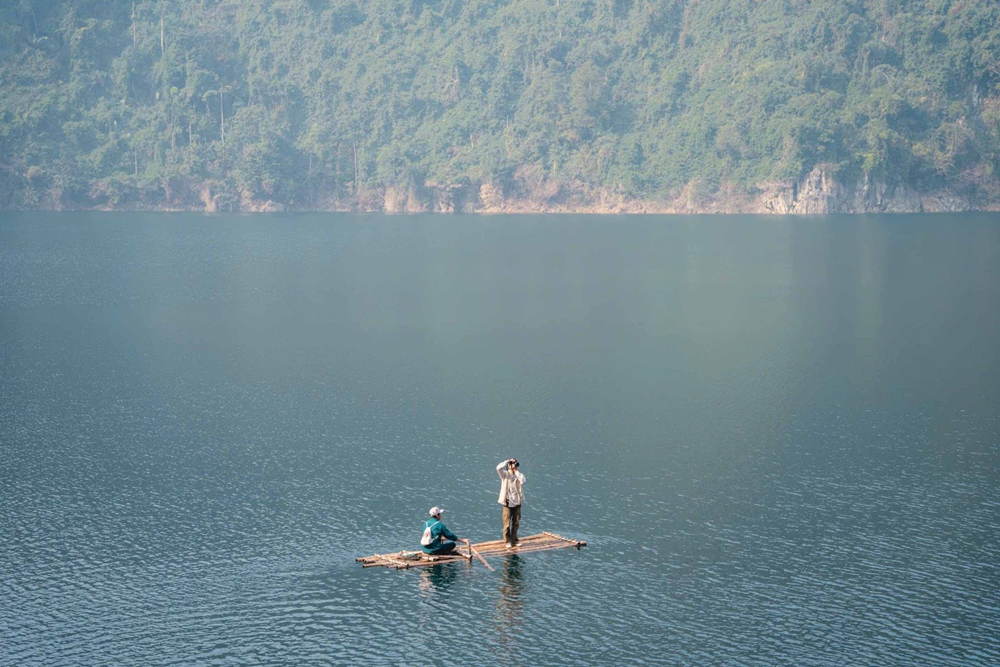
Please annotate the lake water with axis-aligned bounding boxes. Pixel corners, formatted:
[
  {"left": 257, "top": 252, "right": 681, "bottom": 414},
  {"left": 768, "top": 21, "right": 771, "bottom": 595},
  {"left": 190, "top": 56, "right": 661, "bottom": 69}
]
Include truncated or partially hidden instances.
[{"left": 1, "top": 212, "right": 998, "bottom": 666}]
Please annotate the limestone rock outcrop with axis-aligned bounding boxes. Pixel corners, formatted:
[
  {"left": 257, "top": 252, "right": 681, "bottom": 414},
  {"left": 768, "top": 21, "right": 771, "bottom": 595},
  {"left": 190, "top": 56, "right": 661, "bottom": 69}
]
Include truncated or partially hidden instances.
[{"left": 756, "top": 167, "right": 973, "bottom": 214}]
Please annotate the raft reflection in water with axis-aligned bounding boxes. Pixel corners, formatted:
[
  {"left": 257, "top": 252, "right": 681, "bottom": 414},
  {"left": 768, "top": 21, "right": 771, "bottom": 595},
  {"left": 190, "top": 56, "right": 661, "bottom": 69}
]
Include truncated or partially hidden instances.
[
  {"left": 417, "top": 563, "right": 460, "bottom": 599},
  {"left": 494, "top": 555, "right": 526, "bottom": 634}
]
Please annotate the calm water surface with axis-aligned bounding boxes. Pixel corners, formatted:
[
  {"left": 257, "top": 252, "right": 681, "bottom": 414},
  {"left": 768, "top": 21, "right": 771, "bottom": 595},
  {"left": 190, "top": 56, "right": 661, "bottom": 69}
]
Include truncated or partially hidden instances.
[{"left": 1, "top": 212, "right": 998, "bottom": 666}]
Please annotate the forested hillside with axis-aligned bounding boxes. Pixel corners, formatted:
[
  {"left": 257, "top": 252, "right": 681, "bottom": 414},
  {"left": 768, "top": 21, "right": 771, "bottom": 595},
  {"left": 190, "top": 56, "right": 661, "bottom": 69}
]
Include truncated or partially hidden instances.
[{"left": 2, "top": 0, "right": 999, "bottom": 212}]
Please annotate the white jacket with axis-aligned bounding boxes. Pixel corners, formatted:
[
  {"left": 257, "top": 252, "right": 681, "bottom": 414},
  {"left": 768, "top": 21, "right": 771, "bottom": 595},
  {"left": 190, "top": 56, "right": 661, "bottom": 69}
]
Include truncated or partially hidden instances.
[{"left": 496, "top": 460, "right": 525, "bottom": 506}]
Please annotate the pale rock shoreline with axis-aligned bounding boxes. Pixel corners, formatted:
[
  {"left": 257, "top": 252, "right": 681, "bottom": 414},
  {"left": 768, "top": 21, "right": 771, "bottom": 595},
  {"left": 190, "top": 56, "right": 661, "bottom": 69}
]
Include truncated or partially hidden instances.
[{"left": 9, "top": 167, "right": 997, "bottom": 214}]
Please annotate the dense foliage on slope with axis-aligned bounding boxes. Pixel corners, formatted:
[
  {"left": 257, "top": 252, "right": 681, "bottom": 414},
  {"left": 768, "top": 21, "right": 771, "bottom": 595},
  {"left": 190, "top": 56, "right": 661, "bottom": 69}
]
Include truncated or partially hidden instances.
[{"left": 1, "top": 0, "right": 999, "bottom": 210}]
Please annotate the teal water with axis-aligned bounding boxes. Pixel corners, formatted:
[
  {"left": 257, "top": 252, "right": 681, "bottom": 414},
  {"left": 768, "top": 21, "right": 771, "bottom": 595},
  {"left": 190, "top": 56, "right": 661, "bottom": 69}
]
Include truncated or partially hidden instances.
[{"left": 1, "top": 212, "right": 998, "bottom": 666}]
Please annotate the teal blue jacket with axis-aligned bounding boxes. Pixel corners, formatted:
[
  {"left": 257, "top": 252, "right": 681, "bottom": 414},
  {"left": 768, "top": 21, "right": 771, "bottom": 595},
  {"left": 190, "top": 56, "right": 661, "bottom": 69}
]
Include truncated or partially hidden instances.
[{"left": 421, "top": 518, "right": 459, "bottom": 553}]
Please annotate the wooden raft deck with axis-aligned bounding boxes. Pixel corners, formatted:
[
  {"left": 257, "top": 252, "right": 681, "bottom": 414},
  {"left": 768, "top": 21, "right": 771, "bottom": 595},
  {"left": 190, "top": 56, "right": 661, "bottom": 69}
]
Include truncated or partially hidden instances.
[{"left": 357, "top": 532, "right": 587, "bottom": 570}]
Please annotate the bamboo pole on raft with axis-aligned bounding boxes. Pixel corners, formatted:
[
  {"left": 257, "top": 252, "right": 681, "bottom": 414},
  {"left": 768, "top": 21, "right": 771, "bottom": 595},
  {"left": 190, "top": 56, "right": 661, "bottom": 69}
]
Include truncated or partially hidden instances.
[{"left": 470, "top": 543, "right": 495, "bottom": 571}]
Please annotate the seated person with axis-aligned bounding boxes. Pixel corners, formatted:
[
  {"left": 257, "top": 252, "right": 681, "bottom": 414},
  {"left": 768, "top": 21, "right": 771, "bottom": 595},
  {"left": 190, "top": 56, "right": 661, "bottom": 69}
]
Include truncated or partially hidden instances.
[{"left": 421, "top": 507, "right": 470, "bottom": 555}]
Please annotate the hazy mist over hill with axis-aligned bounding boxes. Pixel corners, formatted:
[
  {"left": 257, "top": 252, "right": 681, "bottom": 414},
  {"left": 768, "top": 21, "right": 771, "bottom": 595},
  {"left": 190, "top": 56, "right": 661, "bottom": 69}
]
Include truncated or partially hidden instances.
[{"left": 2, "top": 0, "right": 999, "bottom": 212}]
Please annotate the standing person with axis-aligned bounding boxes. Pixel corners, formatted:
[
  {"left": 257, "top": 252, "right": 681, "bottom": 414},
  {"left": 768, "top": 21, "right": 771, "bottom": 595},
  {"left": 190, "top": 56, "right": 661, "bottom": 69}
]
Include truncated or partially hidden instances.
[
  {"left": 420, "top": 507, "right": 469, "bottom": 556},
  {"left": 496, "top": 458, "right": 525, "bottom": 548}
]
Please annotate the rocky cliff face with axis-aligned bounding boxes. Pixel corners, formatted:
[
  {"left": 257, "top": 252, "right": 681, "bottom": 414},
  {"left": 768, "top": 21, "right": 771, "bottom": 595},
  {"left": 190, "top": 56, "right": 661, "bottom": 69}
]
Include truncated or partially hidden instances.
[
  {"left": 371, "top": 169, "right": 984, "bottom": 215},
  {"left": 755, "top": 167, "right": 975, "bottom": 214},
  {"left": 383, "top": 181, "right": 479, "bottom": 213},
  {"left": 9, "top": 169, "right": 993, "bottom": 214}
]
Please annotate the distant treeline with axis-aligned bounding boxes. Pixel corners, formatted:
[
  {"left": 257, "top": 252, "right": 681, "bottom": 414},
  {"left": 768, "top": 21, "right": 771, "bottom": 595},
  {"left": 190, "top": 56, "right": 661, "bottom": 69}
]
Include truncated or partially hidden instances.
[{"left": 1, "top": 0, "right": 999, "bottom": 210}]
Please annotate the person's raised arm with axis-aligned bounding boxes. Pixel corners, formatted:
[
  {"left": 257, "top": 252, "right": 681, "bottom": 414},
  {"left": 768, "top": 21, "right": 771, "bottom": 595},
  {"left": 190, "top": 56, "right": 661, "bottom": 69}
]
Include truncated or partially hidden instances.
[{"left": 497, "top": 459, "right": 510, "bottom": 479}]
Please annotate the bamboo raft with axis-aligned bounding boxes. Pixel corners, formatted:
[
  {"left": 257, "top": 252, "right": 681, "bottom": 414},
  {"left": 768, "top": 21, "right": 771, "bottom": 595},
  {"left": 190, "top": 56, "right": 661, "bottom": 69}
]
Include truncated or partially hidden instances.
[{"left": 357, "top": 532, "right": 587, "bottom": 570}]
